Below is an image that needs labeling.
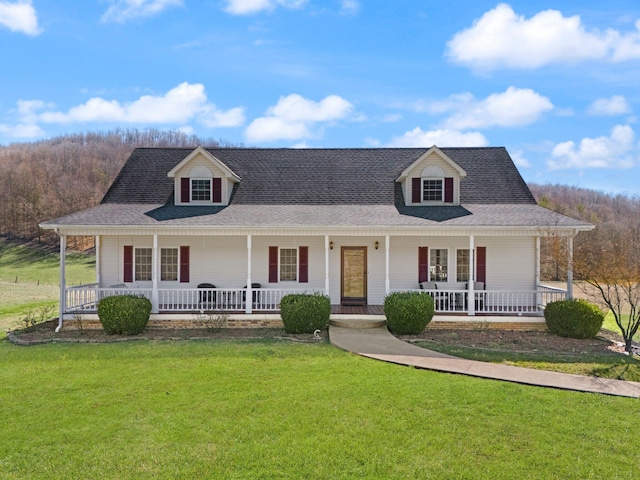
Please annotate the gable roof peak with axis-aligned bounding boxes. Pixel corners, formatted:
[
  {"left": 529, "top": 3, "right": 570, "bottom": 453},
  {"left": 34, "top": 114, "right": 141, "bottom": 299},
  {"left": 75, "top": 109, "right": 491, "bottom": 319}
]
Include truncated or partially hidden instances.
[
  {"left": 396, "top": 145, "right": 467, "bottom": 182},
  {"left": 166, "top": 146, "right": 241, "bottom": 181}
]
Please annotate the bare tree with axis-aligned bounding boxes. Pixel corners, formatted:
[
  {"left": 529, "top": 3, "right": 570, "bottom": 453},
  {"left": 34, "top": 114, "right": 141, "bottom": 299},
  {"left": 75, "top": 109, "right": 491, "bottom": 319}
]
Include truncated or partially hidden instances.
[{"left": 574, "top": 225, "right": 640, "bottom": 353}]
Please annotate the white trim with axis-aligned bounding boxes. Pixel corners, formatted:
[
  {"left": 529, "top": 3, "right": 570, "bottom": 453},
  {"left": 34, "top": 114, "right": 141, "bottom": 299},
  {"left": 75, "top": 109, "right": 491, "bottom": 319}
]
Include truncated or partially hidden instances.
[
  {"left": 152, "top": 235, "right": 159, "bottom": 313},
  {"left": 324, "top": 235, "right": 330, "bottom": 295},
  {"left": 246, "top": 235, "right": 252, "bottom": 314},
  {"left": 167, "top": 146, "right": 241, "bottom": 181},
  {"left": 395, "top": 145, "right": 467, "bottom": 181},
  {"left": 468, "top": 235, "right": 475, "bottom": 316},
  {"left": 57, "top": 234, "right": 66, "bottom": 332}
]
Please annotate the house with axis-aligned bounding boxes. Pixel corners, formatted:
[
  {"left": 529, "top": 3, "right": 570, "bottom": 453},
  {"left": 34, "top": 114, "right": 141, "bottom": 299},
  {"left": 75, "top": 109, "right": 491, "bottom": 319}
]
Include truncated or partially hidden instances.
[{"left": 40, "top": 145, "right": 593, "bottom": 331}]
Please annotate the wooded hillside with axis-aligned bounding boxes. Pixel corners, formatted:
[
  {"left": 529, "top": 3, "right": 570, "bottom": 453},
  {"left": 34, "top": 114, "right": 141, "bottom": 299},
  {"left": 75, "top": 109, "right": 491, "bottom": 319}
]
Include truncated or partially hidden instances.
[
  {"left": 0, "top": 129, "right": 226, "bottom": 243},
  {"left": 529, "top": 183, "right": 640, "bottom": 281}
]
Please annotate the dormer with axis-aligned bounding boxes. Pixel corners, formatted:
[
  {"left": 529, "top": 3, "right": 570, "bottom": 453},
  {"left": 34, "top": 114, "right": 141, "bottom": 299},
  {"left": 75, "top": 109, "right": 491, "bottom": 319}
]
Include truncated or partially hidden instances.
[
  {"left": 396, "top": 145, "right": 467, "bottom": 206},
  {"left": 168, "top": 147, "right": 241, "bottom": 206}
]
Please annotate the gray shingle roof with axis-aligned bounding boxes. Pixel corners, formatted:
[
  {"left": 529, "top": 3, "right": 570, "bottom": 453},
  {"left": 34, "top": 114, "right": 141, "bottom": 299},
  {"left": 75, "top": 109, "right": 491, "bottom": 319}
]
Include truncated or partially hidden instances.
[
  {"left": 42, "top": 147, "right": 591, "bottom": 230},
  {"left": 101, "top": 147, "right": 536, "bottom": 206}
]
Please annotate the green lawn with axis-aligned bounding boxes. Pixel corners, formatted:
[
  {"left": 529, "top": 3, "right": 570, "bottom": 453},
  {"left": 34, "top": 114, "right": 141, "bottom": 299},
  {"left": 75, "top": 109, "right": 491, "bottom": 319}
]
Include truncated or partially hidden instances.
[
  {"left": 603, "top": 311, "right": 640, "bottom": 342},
  {"left": 0, "top": 340, "right": 638, "bottom": 479},
  {"left": 0, "top": 242, "right": 95, "bottom": 336}
]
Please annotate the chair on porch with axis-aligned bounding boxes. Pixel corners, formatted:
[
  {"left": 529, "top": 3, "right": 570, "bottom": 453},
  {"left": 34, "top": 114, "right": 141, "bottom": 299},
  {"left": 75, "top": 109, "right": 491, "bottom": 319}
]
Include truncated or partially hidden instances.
[
  {"left": 242, "top": 283, "right": 262, "bottom": 308},
  {"left": 198, "top": 283, "right": 217, "bottom": 310},
  {"left": 420, "top": 281, "right": 446, "bottom": 310}
]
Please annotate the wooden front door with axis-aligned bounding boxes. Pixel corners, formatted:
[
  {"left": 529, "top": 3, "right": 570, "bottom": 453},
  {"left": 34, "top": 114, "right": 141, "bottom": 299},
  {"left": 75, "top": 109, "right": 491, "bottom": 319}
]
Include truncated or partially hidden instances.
[{"left": 341, "top": 247, "right": 367, "bottom": 305}]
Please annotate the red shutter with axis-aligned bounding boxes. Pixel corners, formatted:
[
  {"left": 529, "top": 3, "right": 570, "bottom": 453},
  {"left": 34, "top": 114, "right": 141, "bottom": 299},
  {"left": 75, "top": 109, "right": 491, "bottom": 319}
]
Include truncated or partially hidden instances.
[
  {"left": 299, "top": 246, "right": 308, "bottom": 283},
  {"left": 412, "top": 177, "right": 421, "bottom": 203},
  {"left": 212, "top": 178, "right": 222, "bottom": 203},
  {"left": 123, "top": 245, "right": 133, "bottom": 283},
  {"left": 476, "top": 247, "right": 486, "bottom": 284},
  {"left": 181, "top": 177, "right": 190, "bottom": 203},
  {"left": 269, "top": 246, "right": 278, "bottom": 283},
  {"left": 418, "top": 246, "right": 429, "bottom": 283},
  {"left": 179, "top": 246, "right": 190, "bottom": 283},
  {"left": 444, "top": 177, "right": 454, "bottom": 203}
]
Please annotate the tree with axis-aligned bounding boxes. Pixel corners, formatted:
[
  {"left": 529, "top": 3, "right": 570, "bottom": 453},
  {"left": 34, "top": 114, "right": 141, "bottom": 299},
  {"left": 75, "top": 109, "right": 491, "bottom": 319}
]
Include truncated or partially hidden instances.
[{"left": 573, "top": 224, "right": 640, "bottom": 353}]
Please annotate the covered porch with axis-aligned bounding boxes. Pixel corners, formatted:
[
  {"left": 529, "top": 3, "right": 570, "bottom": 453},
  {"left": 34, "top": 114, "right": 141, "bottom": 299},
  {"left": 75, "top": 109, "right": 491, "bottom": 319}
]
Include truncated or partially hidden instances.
[{"left": 55, "top": 229, "right": 576, "bottom": 329}]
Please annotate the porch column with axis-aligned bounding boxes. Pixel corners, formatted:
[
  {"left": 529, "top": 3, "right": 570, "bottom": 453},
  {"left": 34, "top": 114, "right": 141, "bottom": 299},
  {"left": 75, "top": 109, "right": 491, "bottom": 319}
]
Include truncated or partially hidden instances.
[
  {"left": 324, "top": 235, "right": 330, "bottom": 296},
  {"left": 95, "top": 235, "right": 101, "bottom": 285},
  {"left": 567, "top": 235, "right": 574, "bottom": 300},
  {"left": 536, "top": 236, "right": 541, "bottom": 310},
  {"left": 151, "top": 234, "right": 159, "bottom": 313},
  {"left": 468, "top": 235, "right": 475, "bottom": 316},
  {"left": 385, "top": 235, "right": 390, "bottom": 295},
  {"left": 535, "top": 237, "right": 541, "bottom": 287},
  {"left": 56, "top": 233, "right": 66, "bottom": 332},
  {"left": 246, "top": 235, "right": 252, "bottom": 314}
]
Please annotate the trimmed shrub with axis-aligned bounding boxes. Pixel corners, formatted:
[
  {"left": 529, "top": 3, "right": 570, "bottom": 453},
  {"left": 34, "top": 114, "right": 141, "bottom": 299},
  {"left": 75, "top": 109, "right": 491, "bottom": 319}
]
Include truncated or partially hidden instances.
[
  {"left": 384, "top": 291, "right": 434, "bottom": 335},
  {"left": 544, "top": 299, "right": 604, "bottom": 339},
  {"left": 280, "top": 293, "right": 331, "bottom": 334},
  {"left": 97, "top": 294, "right": 152, "bottom": 335}
]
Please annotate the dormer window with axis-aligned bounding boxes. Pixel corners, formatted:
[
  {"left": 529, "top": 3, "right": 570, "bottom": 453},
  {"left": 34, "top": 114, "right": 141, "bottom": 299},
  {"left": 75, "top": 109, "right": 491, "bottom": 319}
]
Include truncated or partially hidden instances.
[
  {"left": 180, "top": 166, "right": 222, "bottom": 204},
  {"left": 422, "top": 178, "right": 443, "bottom": 201},
  {"left": 411, "top": 165, "right": 454, "bottom": 204},
  {"left": 191, "top": 178, "right": 212, "bottom": 201}
]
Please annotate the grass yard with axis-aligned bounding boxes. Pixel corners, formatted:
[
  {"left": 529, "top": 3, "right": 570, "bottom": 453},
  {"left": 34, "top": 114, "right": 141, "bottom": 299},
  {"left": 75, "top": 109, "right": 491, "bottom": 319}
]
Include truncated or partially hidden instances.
[
  {"left": 0, "top": 242, "right": 95, "bottom": 336},
  {"left": 603, "top": 311, "right": 640, "bottom": 342},
  {"left": 0, "top": 340, "right": 638, "bottom": 480}
]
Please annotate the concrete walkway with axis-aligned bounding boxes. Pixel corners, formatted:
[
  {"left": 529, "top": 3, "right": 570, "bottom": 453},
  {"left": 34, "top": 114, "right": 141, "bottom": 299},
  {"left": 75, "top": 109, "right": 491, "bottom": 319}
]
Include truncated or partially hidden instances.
[{"left": 329, "top": 324, "right": 640, "bottom": 398}]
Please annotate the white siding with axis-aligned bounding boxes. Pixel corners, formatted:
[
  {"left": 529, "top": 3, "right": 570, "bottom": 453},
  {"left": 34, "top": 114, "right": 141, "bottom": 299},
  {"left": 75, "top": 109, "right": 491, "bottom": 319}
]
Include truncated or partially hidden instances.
[
  {"left": 388, "top": 236, "right": 536, "bottom": 291},
  {"left": 482, "top": 236, "right": 536, "bottom": 290},
  {"left": 96, "top": 233, "right": 537, "bottom": 305},
  {"left": 328, "top": 236, "right": 385, "bottom": 305},
  {"left": 174, "top": 153, "right": 232, "bottom": 205},
  {"left": 402, "top": 151, "right": 461, "bottom": 205}
]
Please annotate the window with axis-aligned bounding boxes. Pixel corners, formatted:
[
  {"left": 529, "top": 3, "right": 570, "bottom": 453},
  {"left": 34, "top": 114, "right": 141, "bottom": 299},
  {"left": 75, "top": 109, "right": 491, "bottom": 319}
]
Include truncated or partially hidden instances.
[
  {"left": 191, "top": 179, "right": 211, "bottom": 201},
  {"left": 422, "top": 179, "right": 443, "bottom": 201},
  {"left": 280, "top": 248, "right": 298, "bottom": 282},
  {"left": 135, "top": 248, "right": 152, "bottom": 281},
  {"left": 457, "top": 249, "right": 469, "bottom": 282},
  {"left": 430, "top": 249, "right": 448, "bottom": 281},
  {"left": 161, "top": 248, "right": 178, "bottom": 281}
]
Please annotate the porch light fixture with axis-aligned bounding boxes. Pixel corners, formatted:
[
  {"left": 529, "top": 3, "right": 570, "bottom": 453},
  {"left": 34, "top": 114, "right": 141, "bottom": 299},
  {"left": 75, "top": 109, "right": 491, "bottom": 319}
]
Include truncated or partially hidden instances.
[
  {"left": 374, "top": 241, "right": 379, "bottom": 250},
  {"left": 329, "top": 241, "right": 334, "bottom": 250}
]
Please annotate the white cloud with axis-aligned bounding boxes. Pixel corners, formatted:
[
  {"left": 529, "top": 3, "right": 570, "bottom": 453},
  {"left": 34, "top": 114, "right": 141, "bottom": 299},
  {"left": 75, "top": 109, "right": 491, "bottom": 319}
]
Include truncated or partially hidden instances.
[
  {"left": 0, "top": 0, "right": 40, "bottom": 35},
  {"left": 548, "top": 124, "right": 637, "bottom": 169},
  {"left": 510, "top": 150, "right": 531, "bottom": 168},
  {"left": 101, "top": 0, "right": 183, "bottom": 23},
  {"left": 586, "top": 95, "right": 632, "bottom": 116},
  {"left": 245, "top": 94, "right": 353, "bottom": 142},
  {"left": 428, "top": 87, "right": 553, "bottom": 130},
  {"left": 386, "top": 128, "right": 488, "bottom": 148},
  {"left": 223, "top": 0, "right": 307, "bottom": 15},
  {"left": 0, "top": 122, "right": 44, "bottom": 138},
  {"left": 340, "top": 0, "right": 360, "bottom": 16},
  {"left": 27, "top": 82, "right": 245, "bottom": 128},
  {"left": 447, "top": 3, "right": 640, "bottom": 71}
]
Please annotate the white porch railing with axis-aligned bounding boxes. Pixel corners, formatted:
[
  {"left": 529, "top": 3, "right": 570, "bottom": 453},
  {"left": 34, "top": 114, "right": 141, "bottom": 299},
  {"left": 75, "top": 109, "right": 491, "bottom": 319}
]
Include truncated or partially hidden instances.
[
  {"left": 64, "top": 285, "right": 314, "bottom": 313},
  {"left": 395, "top": 285, "right": 567, "bottom": 314},
  {"left": 65, "top": 284, "right": 567, "bottom": 315}
]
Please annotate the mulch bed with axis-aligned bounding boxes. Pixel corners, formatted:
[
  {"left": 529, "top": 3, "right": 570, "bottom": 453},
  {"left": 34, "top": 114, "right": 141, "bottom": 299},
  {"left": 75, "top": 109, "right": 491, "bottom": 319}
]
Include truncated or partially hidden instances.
[
  {"left": 7, "top": 320, "right": 637, "bottom": 358},
  {"left": 7, "top": 320, "right": 327, "bottom": 345},
  {"left": 399, "top": 328, "right": 634, "bottom": 357}
]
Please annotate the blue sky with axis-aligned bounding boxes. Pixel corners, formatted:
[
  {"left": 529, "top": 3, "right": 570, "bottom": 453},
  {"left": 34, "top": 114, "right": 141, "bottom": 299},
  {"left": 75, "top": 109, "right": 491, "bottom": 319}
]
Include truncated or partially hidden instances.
[{"left": 2, "top": 1, "right": 640, "bottom": 194}]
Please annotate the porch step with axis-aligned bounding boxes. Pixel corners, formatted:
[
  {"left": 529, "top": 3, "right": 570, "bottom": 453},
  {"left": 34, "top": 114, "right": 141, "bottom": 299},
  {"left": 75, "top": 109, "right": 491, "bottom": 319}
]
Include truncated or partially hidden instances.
[{"left": 329, "top": 318, "right": 387, "bottom": 329}]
